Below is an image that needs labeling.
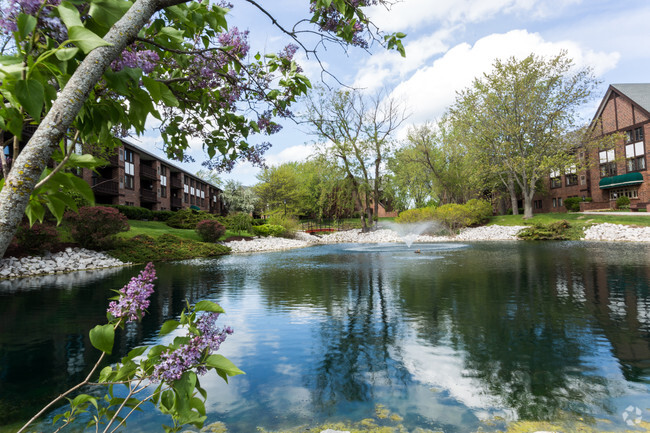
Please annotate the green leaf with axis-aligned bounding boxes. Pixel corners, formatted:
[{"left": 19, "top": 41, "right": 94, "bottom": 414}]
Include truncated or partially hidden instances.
[
  {"left": 15, "top": 79, "right": 45, "bottom": 121},
  {"left": 159, "top": 319, "right": 180, "bottom": 336},
  {"left": 395, "top": 32, "right": 407, "bottom": 38},
  {"left": 57, "top": 2, "right": 84, "bottom": 29},
  {"left": 67, "top": 172, "right": 96, "bottom": 205},
  {"left": 98, "top": 365, "right": 114, "bottom": 382},
  {"left": 16, "top": 13, "right": 37, "bottom": 40},
  {"left": 25, "top": 199, "right": 45, "bottom": 226},
  {"left": 142, "top": 76, "right": 161, "bottom": 102},
  {"left": 123, "top": 346, "right": 147, "bottom": 362},
  {"left": 205, "top": 354, "right": 244, "bottom": 383},
  {"left": 88, "top": 0, "right": 132, "bottom": 28},
  {"left": 89, "top": 323, "right": 115, "bottom": 354},
  {"left": 68, "top": 26, "right": 112, "bottom": 54},
  {"left": 158, "top": 82, "right": 178, "bottom": 107},
  {"left": 194, "top": 300, "right": 225, "bottom": 313},
  {"left": 44, "top": 193, "right": 68, "bottom": 223},
  {"left": 55, "top": 47, "right": 79, "bottom": 61}
]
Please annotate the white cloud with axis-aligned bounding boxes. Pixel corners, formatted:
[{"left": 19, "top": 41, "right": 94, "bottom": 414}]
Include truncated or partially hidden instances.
[
  {"left": 265, "top": 144, "right": 316, "bottom": 166},
  {"left": 353, "top": 28, "right": 455, "bottom": 91},
  {"left": 367, "top": 0, "right": 583, "bottom": 32},
  {"left": 389, "top": 29, "right": 619, "bottom": 125}
]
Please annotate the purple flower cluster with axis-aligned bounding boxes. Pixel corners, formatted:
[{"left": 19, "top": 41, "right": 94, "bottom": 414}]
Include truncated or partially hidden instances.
[
  {"left": 151, "top": 312, "right": 233, "bottom": 383},
  {"left": 107, "top": 262, "right": 156, "bottom": 322},
  {"left": 0, "top": 0, "right": 64, "bottom": 39},
  {"left": 110, "top": 48, "right": 160, "bottom": 74},
  {"left": 309, "top": 0, "right": 378, "bottom": 48}
]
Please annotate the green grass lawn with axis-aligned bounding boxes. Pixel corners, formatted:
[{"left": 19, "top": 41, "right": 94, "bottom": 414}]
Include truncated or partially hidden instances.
[
  {"left": 119, "top": 220, "right": 253, "bottom": 241},
  {"left": 489, "top": 212, "right": 650, "bottom": 228}
]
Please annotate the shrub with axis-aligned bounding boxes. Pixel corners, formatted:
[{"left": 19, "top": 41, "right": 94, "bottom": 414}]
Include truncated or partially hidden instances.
[
  {"left": 564, "top": 197, "right": 582, "bottom": 212},
  {"left": 266, "top": 214, "right": 300, "bottom": 237},
  {"left": 111, "top": 205, "right": 154, "bottom": 220},
  {"left": 196, "top": 219, "right": 226, "bottom": 242},
  {"left": 251, "top": 218, "right": 266, "bottom": 226},
  {"left": 252, "top": 224, "right": 286, "bottom": 237},
  {"left": 517, "top": 220, "right": 574, "bottom": 240},
  {"left": 15, "top": 222, "right": 59, "bottom": 254},
  {"left": 395, "top": 207, "right": 436, "bottom": 223},
  {"left": 616, "top": 196, "right": 631, "bottom": 209},
  {"left": 432, "top": 203, "right": 472, "bottom": 233},
  {"left": 464, "top": 199, "right": 493, "bottom": 225},
  {"left": 152, "top": 210, "right": 174, "bottom": 221},
  {"left": 109, "top": 234, "right": 230, "bottom": 263},
  {"left": 228, "top": 213, "right": 252, "bottom": 234},
  {"left": 166, "top": 208, "right": 216, "bottom": 229},
  {"left": 65, "top": 206, "right": 130, "bottom": 249}
]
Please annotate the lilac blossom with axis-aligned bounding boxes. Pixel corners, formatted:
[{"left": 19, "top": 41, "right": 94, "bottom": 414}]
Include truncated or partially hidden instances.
[
  {"left": 0, "top": 0, "right": 64, "bottom": 39},
  {"left": 151, "top": 312, "right": 233, "bottom": 383},
  {"left": 111, "top": 48, "right": 160, "bottom": 74},
  {"left": 107, "top": 262, "right": 157, "bottom": 322}
]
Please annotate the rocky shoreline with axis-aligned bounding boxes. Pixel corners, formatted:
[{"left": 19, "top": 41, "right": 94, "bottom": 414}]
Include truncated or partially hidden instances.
[
  {"left": 3, "top": 223, "right": 650, "bottom": 280},
  {"left": 0, "top": 247, "right": 129, "bottom": 280}
]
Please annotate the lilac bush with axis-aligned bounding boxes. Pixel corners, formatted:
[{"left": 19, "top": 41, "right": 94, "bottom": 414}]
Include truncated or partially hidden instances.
[
  {"left": 107, "top": 262, "right": 157, "bottom": 322},
  {"left": 19, "top": 263, "right": 242, "bottom": 433}
]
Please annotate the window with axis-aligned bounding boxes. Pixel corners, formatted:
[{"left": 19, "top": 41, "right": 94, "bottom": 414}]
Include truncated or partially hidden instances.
[
  {"left": 125, "top": 174, "right": 134, "bottom": 189},
  {"left": 534, "top": 200, "right": 543, "bottom": 209},
  {"left": 609, "top": 188, "right": 639, "bottom": 200},
  {"left": 626, "top": 141, "right": 645, "bottom": 172},
  {"left": 160, "top": 166, "right": 167, "bottom": 197},
  {"left": 553, "top": 198, "right": 557, "bottom": 208},
  {"left": 124, "top": 149, "right": 135, "bottom": 189},
  {"left": 599, "top": 149, "right": 616, "bottom": 177},
  {"left": 184, "top": 193, "right": 189, "bottom": 203},
  {"left": 558, "top": 198, "right": 563, "bottom": 207},
  {"left": 550, "top": 170, "right": 562, "bottom": 188},
  {"left": 565, "top": 166, "right": 578, "bottom": 186}
]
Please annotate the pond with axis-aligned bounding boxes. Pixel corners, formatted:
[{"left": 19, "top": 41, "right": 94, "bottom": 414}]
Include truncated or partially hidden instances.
[{"left": 3, "top": 241, "right": 650, "bottom": 432}]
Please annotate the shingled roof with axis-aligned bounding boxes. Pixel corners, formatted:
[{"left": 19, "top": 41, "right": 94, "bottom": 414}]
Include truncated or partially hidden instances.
[
  {"left": 611, "top": 83, "right": 650, "bottom": 114},
  {"left": 592, "top": 83, "right": 650, "bottom": 125}
]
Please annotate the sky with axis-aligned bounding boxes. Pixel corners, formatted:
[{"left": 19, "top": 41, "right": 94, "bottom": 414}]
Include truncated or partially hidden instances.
[{"left": 132, "top": 0, "right": 650, "bottom": 186}]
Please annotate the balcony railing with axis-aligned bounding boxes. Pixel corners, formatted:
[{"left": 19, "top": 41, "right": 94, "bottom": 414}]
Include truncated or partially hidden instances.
[
  {"left": 171, "top": 197, "right": 182, "bottom": 208},
  {"left": 92, "top": 179, "right": 119, "bottom": 195},
  {"left": 140, "top": 164, "right": 157, "bottom": 180},
  {"left": 140, "top": 189, "right": 158, "bottom": 203},
  {"left": 170, "top": 177, "right": 182, "bottom": 189}
]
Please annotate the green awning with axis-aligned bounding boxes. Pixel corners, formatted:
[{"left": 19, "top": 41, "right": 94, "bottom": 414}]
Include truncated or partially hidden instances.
[{"left": 599, "top": 172, "right": 644, "bottom": 189}]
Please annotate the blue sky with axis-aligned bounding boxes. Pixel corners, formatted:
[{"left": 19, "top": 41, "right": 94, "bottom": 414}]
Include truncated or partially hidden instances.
[{"left": 133, "top": 0, "right": 650, "bottom": 186}]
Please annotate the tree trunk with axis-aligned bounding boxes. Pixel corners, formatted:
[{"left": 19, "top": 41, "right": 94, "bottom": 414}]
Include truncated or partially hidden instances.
[
  {"left": 0, "top": 0, "right": 184, "bottom": 258},
  {"left": 507, "top": 174, "right": 518, "bottom": 215},
  {"left": 523, "top": 190, "right": 535, "bottom": 219}
]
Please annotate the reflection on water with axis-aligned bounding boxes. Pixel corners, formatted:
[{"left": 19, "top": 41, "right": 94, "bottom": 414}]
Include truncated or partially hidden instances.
[{"left": 3, "top": 242, "right": 650, "bottom": 432}]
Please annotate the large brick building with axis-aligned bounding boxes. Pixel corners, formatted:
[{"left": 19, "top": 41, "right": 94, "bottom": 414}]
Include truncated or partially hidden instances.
[
  {"left": 82, "top": 139, "right": 225, "bottom": 214},
  {"left": 534, "top": 84, "right": 650, "bottom": 213}
]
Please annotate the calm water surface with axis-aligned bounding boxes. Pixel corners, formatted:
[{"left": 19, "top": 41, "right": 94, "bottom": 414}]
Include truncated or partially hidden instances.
[{"left": 2, "top": 242, "right": 650, "bottom": 432}]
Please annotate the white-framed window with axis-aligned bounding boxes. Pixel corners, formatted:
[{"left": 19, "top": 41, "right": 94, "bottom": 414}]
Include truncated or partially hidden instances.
[
  {"left": 201, "top": 190, "right": 205, "bottom": 199},
  {"left": 184, "top": 185, "right": 189, "bottom": 193},
  {"left": 599, "top": 149, "right": 616, "bottom": 177},
  {"left": 553, "top": 198, "right": 557, "bottom": 208},
  {"left": 626, "top": 141, "right": 646, "bottom": 172},
  {"left": 190, "top": 186, "right": 195, "bottom": 195},
  {"left": 565, "top": 165, "right": 578, "bottom": 186},
  {"left": 609, "top": 188, "right": 639, "bottom": 200},
  {"left": 550, "top": 170, "right": 561, "bottom": 188}
]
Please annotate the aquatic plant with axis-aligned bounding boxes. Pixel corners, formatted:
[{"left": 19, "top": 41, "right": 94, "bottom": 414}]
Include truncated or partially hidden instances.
[{"left": 17, "top": 263, "right": 242, "bottom": 433}]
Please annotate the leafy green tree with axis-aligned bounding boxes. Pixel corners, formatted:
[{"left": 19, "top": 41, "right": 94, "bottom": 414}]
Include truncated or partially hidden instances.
[
  {"left": 195, "top": 169, "right": 222, "bottom": 188},
  {"left": 447, "top": 52, "right": 598, "bottom": 218},
  {"left": 0, "top": 0, "right": 406, "bottom": 257},
  {"left": 221, "top": 180, "right": 257, "bottom": 214},
  {"left": 254, "top": 162, "right": 301, "bottom": 215},
  {"left": 304, "top": 88, "right": 406, "bottom": 231}
]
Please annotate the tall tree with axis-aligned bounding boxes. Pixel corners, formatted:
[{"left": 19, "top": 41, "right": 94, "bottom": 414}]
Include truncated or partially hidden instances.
[
  {"left": 0, "top": 0, "right": 406, "bottom": 257},
  {"left": 221, "top": 180, "right": 257, "bottom": 214},
  {"left": 304, "top": 88, "right": 406, "bottom": 231},
  {"left": 447, "top": 52, "right": 598, "bottom": 218}
]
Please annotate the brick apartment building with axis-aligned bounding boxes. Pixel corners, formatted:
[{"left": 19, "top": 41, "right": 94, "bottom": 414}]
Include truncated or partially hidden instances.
[
  {"left": 533, "top": 83, "right": 650, "bottom": 213},
  {"left": 82, "top": 139, "right": 225, "bottom": 214}
]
